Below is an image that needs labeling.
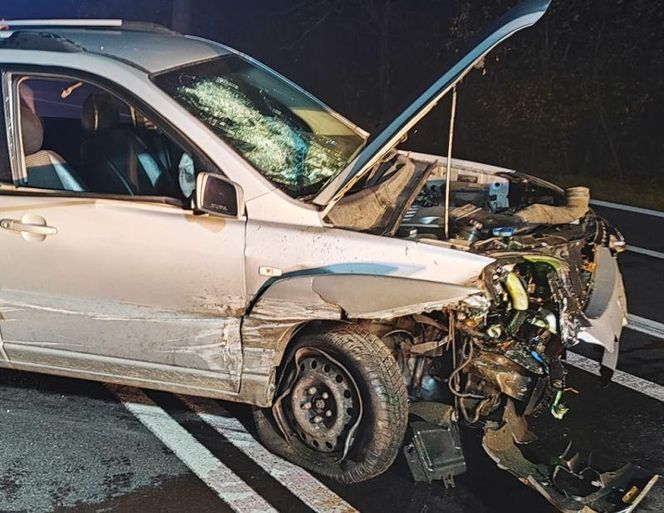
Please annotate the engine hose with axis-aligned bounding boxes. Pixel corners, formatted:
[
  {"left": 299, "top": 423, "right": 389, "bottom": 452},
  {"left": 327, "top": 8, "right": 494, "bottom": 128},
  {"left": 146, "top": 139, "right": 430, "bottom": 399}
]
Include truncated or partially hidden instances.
[
  {"left": 504, "top": 272, "right": 529, "bottom": 311},
  {"left": 448, "top": 338, "right": 485, "bottom": 400}
]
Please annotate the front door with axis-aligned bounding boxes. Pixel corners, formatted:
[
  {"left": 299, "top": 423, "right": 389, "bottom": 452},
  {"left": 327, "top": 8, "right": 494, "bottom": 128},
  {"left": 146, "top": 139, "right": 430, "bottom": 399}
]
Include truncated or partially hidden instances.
[{"left": 0, "top": 70, "right": 246, "bottom": 394}]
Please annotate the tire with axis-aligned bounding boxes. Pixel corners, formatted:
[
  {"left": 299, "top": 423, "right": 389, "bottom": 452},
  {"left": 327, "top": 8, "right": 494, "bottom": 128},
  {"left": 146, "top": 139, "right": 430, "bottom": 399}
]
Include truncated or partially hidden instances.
[{"left": 253, "top": 324, "right": 408, "bottom": 484}]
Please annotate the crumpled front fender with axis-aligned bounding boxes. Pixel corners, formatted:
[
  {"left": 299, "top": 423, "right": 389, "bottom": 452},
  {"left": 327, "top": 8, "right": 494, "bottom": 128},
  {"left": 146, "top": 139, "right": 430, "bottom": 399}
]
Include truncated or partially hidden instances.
[{"left": 250, "top": 273, "right": 481, "bottom": 321}]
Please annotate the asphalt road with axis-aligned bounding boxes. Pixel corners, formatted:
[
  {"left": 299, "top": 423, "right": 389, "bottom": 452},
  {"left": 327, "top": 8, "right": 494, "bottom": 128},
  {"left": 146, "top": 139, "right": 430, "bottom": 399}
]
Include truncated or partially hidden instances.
[{"left": 1, "top": 203, "right": 663, "bottom": 513}]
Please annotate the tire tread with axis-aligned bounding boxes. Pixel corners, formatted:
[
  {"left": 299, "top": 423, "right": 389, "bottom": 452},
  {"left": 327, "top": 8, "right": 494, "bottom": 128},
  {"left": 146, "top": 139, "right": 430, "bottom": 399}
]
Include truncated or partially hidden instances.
[{"left": 254, "top": 324, "right": 408, "bottom": 483}]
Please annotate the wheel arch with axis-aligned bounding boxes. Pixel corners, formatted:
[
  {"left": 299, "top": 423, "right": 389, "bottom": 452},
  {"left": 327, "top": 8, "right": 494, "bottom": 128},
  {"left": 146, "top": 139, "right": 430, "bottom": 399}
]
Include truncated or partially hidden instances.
[{"left": 239, "top": 273, "right": 479, "bottom": 406}]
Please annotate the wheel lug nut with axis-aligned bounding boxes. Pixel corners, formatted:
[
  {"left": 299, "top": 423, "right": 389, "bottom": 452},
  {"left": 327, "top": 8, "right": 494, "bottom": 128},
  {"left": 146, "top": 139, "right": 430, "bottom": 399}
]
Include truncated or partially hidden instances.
[
  {"left": 313, "top": 415, "right": 323, "bottom": 424},
  {"left": 325, "top": 410, "right": 332, "bottom": 417},
  {"left": 307, "top": 387, "right": 317, "bottom": 395},
  {"left": 322, "top": 392, "right": 329, "bottom": 399}
]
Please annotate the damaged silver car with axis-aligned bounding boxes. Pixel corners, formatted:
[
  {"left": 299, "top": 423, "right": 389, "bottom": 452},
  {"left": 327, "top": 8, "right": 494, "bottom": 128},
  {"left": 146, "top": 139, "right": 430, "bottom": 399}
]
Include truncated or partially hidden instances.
[{"left": 0, "top": 2, "right": 658, "bottom": 511}]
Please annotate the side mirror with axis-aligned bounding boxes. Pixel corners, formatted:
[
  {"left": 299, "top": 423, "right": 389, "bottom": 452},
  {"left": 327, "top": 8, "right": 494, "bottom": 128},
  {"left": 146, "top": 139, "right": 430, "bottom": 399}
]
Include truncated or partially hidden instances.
[{"left": 195, "top": 172, "right": 244, "bottom": 218}]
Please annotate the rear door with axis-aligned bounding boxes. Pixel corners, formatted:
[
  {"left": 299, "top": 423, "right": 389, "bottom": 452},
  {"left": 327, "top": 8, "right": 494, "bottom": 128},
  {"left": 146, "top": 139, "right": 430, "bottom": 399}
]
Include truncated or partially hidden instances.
[{"left": 0, "top": 68, "right": 247, "bottom": 395}]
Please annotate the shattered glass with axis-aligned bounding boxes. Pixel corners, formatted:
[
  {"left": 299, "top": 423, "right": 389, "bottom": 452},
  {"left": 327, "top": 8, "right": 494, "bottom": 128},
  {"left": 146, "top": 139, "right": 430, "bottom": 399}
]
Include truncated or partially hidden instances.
[{"left": 155, "top": 56, "right": 366, "bottom": 197}]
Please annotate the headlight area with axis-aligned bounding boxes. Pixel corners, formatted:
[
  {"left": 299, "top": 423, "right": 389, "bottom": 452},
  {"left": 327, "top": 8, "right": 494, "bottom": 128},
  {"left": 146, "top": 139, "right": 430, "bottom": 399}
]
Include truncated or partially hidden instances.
[
  {"left": 466, "top": 255, "right": 585, "bottom": 421},
  {"left": 382, "top": 257, "right": 658, "bottom": 512},
  {"left": 385, "top": 256, "right": 584, "bottom": 425}
]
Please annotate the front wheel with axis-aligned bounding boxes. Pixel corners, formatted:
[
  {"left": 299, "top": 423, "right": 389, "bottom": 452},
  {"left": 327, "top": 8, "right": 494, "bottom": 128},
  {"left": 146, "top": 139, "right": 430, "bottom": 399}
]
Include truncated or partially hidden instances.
[{"left": 253, "top": 325, "right": 408, "bottom": 483}]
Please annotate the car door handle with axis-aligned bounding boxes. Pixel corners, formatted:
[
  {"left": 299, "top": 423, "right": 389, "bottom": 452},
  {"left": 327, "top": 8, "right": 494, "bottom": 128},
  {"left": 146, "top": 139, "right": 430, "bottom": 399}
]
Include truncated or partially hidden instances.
[
  {"left": 1, "top": 219, "right": 57, "bottom": 235},
  {"left": 0, "top": 215, "right": 58, "bottom": 240}
]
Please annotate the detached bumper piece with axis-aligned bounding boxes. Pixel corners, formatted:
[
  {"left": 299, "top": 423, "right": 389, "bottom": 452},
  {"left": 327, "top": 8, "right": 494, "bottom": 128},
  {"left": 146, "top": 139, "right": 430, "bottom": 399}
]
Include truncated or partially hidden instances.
[
  {"left": 483, "top": 401, "right": 660, "bottom": 513},
  {"left": 404, "top": 403, "right": 467, "bottom": 487},
  {"left": 578, "top": 247, "right": 629, "bottom": 382}
]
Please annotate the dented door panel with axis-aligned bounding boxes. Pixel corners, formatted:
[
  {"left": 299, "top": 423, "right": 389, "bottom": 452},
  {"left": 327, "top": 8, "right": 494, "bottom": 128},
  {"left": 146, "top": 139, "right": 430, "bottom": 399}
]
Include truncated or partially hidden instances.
[{"left": 0, "top": 194, "right": 246, "bottom": 391}]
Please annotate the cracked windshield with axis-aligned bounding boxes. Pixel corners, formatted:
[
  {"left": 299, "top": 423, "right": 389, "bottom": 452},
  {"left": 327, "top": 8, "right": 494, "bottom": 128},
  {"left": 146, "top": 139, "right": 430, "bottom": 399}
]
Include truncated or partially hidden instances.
[{"left": 154, "top": 54, "right": 366, "bottom": 198}]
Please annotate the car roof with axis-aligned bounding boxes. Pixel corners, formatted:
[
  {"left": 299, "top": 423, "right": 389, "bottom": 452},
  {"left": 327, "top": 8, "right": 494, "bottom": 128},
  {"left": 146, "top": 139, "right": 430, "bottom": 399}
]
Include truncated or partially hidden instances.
[{"left": 0, "top": 21, "right": 229, "bottom": 73}]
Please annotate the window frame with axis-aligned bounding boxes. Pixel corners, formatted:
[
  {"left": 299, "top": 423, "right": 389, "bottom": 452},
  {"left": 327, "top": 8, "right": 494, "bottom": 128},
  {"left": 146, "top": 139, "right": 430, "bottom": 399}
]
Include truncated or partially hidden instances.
[
  {"left": 1, "top": 65, "right": 222, "bottom": 207},
  {"left": 0, "top": 71, "right": 11, "bottom": 183}
]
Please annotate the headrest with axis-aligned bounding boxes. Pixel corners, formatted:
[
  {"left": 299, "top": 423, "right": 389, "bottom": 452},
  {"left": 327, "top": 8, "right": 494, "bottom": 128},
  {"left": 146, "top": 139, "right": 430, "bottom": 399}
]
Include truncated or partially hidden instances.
[
  {"left": 82, "top": 92, "right": 119, "bottom": 135},
  {"left": 20, "top": 103, "right": 44, "bottom": 156}
]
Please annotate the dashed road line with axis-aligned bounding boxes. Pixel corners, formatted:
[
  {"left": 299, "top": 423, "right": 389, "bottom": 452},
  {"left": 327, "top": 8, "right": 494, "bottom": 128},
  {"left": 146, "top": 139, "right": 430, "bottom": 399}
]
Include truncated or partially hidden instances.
[
  {"left": 566, "top": 352, "right": 664, "bottom": 403},
  {"left": 627, "top": 314, "right": 664, "bottom": 339},
  {"left": 591, "top": 199, "right": 664, "bottom": 218},
  {"left": 107, "top": 384, "right": 278, "bottom": 513},
  {"left": 179, "top": 394, "right": 358, "bottom": 513},
  {"left": 626, "top": 245, "right": 664, "bottom": 260}
]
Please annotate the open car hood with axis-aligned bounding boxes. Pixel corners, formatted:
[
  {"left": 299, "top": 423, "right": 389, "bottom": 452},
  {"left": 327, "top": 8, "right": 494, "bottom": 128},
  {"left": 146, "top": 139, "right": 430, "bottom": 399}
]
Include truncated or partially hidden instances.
[{"left": 313, "top": 0, "right": 551, "bottom": 209}]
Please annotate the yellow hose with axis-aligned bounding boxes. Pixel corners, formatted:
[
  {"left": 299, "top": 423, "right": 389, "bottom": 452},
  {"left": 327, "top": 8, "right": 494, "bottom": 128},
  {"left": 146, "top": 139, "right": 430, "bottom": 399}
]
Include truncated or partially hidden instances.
[{"left": 504, "top": 272, "right": 529, "bottom": 311}]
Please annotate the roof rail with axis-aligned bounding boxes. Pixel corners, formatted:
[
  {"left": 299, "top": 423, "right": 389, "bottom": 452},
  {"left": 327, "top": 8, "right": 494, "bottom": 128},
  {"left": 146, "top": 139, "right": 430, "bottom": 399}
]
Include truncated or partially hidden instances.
[
  {"left": 1, "top": 19, "right": 179, "bottom": 35},
  {"left": 2, "top": 19, "right": 123, "bottom": 28}
]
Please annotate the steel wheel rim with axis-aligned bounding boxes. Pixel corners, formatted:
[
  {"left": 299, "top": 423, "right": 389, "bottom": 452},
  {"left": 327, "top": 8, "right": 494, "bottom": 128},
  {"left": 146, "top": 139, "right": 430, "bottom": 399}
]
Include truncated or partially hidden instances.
[{"left": 285, "top": 349, "right": 361, "bottom": 455}]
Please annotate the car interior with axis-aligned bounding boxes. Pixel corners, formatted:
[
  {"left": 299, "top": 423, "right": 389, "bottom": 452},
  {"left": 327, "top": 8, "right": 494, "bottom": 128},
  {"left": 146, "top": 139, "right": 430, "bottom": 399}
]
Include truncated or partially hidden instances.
[{"left": 18, "top": 77, "right": 193, "bottom": 200}]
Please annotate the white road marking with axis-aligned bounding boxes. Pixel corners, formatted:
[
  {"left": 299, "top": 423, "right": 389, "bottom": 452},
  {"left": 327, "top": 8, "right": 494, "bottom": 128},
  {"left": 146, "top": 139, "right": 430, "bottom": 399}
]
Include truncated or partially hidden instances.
[
  {"left": 179, "top": 395, "right": 358, "bottom": 513},
  {"left": 626, "top": 245, "right": 664, "bottom": 260},
  {"left": 591, "top": 199, "right": 664, "bottom": 219},
  {"left": 627, "top": 314, "right": 664, "bottom": 339},
  {"left": 106, "top": 384, "right": 278, "bottom": 513},
  {"left": 566, "top": 352, "right": 664, "bottom": 403}
]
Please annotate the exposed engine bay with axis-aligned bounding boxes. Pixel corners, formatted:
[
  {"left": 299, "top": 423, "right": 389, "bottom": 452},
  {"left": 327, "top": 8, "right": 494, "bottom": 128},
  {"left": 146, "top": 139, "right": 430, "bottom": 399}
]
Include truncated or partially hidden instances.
[
  {"left": 398, "top": 162, "right": 592, "bottom": 244},
  {"left": 383, "top": 155, "right": 624, "bottom": 426},
  {"left": 327, "top": 152, "right": 656, "bottom": 512}
]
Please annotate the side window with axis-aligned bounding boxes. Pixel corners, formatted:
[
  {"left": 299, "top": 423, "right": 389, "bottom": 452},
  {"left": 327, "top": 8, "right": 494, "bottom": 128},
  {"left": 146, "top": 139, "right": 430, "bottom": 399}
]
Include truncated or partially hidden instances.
[{"left": 15, "top": 75, "right": 197, "bottom": 200}]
